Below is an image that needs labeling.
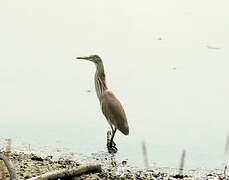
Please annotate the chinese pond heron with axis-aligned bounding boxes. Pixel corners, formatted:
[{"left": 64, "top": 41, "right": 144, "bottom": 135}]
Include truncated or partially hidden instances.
[{"left": 77, "top": 55, "right": 129, "bottom": 153}]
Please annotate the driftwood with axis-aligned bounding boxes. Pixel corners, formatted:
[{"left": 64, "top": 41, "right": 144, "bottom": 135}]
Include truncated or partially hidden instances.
[
  {"left": 28, "top": 164, "right": 101, "bottom": 180},
  {"left": 0, "top": 152, "right": 17, "bottom": 180}
]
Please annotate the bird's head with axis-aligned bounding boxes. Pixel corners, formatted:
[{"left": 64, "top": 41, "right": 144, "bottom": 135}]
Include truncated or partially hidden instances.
[{"left": 77, "top": 54, "right": 102, "bottom": 64}]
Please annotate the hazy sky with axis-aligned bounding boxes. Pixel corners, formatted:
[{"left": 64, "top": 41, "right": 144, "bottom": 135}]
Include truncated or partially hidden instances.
[{"left": 1, "top": 0, "right": 229, "bottom": 166}]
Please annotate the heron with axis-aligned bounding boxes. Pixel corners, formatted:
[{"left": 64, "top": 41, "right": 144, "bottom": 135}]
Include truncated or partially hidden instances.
[{"left": 77, "top": 55, "right": 129, "bottom": 153}]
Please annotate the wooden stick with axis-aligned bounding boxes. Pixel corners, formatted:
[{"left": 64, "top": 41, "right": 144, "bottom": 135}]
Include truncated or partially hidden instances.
[
  {"left": 28, "top": 164, "right": 101, "bottom": 180},
  {"left": 142, "top": 140, "right": 149, "bottom": 168},
  {"left": 0, "top": 153, "right": 17, "bottom": 180},
  {"left": 224, "top": 165, "right": 228, "bottom": 179},
  {"left": 178, "top": 150, "right": 186, "bottom": 178}
]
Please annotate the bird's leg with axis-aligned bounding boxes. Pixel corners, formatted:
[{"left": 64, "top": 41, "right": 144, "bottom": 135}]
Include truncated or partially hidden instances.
[
  {"left": 110, "top": 124, "right": 114, "bottom": 132},
  {"left": 107, "top": 125, "right": 116, "bottom": 146},
  {"left": 107, "top": 128, "right": 117, "bottom": 153},
  {"left": 109, "top": 125, "right": 116, "bottom": 146},
  {"left": 110, "top": 128, "right": 117, "bottom": 148},
  {"left": 107, "top": 130, "right": 112, "bottom": 147}
]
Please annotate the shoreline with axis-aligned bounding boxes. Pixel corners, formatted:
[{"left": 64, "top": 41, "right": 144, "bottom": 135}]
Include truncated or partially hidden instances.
[{"left": 0, "top": 150, "right": 227, "bottom": 180}]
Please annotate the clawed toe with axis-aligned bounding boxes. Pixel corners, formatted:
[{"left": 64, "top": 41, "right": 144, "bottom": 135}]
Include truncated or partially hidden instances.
[
  {"left": 108, "top": 145, "right": 118, "bottom": 154},
  {"left": 107, "top": 140, "right": 118, "bottom": 153},
  {"left": 106, "top": 129, "right": 118, "bottom": 153}
]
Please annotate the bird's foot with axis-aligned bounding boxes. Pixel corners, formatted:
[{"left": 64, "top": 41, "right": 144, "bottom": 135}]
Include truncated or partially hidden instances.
[
  {"left": 106, "top": 140, "right": 118, "bottom": 153},
  {"left": 107, "top": 144, "right": 118, "bottom": 154},
  {"left": 106, "top": 130, "right": 118, "bottom": 153},
  {"left": 107, "top": 140, "right": 116, "bottom": 147}
]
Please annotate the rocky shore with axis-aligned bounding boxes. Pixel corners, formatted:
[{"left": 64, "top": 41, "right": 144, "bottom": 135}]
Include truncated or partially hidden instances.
[{"left": 0, "top": 151, "right": 227, "bottom": 180}]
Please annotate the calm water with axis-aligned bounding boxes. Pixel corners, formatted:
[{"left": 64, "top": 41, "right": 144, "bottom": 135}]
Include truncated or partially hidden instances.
[{"left": 0, "top": 0, "right": 229, "bottom": 169}]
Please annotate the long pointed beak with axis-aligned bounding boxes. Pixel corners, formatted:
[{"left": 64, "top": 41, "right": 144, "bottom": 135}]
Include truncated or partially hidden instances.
[{"left": 76, "top": 56, "right": 90, "bottom": 60}]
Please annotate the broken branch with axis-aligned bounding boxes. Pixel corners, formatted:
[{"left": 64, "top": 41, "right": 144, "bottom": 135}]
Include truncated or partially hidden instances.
[
  {"left": 28, "top": 163, "right": 101, "bottom": 180},
  {"left": 0, "top": 152, "right": 17, "bottom": 180}
]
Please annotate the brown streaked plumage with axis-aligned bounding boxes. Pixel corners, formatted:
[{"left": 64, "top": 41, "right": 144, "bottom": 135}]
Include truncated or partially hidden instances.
[
  {"left": 101, "top": 90, "right": 129, "bottom": 135},
  {"left": 77, "top": 54, "right": 129, "bottom": 153}
]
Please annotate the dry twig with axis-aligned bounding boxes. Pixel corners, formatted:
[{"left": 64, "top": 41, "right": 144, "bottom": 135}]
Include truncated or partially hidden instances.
[
  {"left": 142, "top": 140, "right": 149, "bottom": 168},
  {"left": 28, "top": 164, "right": 101, "bottom": 180},
  {"left": 5, "top": 138, "right": 12, "bottom": 155},
  {"left": 173, "top": 150, "right": 186, "bottom": 179},
  {"left": 179, "top": 150, "right": 186, "bottom": 176},
  {"left": 224, "top": 165, "right": 228, "bottom": 180},
  {"left": 0, "top": 152, "right": 17, "bottom": 180}
]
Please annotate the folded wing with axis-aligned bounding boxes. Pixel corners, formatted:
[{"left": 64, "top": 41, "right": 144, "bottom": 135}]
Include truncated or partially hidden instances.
[{"left": 101, "top": 90, "right": 129, "bottom": 135}]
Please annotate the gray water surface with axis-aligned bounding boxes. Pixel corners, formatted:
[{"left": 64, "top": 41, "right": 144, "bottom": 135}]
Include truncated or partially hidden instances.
[{"left": 0, "top": 0, "right": 229, "bottom": 169}]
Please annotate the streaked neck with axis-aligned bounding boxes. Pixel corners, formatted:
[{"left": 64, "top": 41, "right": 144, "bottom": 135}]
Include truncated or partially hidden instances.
[{"left": 94, "top": 62, "right": 108, "bottom": 100}]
